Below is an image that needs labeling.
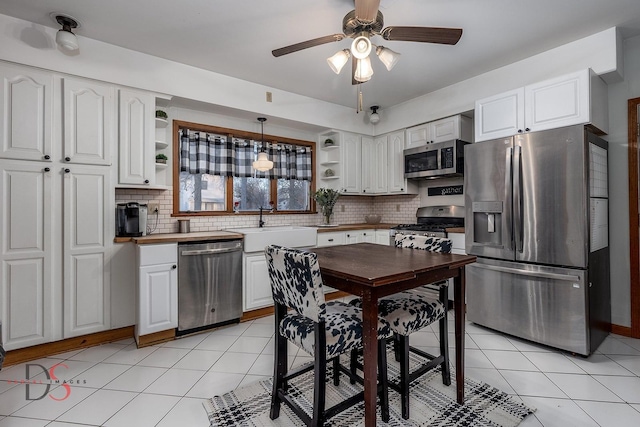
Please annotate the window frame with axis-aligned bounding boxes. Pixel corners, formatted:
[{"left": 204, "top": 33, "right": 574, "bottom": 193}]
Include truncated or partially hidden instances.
[{"left": 172, "top": 120, "right": 316, "bottom": 216}]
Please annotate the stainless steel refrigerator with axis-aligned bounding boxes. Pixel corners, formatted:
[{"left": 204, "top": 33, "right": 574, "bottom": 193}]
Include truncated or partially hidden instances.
[{"left": 464, "top": 125, "right": 610, "bottom": 356}]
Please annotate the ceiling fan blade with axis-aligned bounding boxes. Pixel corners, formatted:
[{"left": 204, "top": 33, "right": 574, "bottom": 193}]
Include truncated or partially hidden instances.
[
  {"left": 272, "top": 34, "right": 345, "bottom": 57},
  {"left": 381, "top": 26, "right": 463, "bottom": 45},
  {"left": 354, "top": 0, "right": 380, "bottom": 23}
]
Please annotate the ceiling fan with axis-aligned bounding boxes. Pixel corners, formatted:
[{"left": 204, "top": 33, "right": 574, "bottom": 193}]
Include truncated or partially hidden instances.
[{"left": 272, "top": 0, "right": 463, "bottom": 85}]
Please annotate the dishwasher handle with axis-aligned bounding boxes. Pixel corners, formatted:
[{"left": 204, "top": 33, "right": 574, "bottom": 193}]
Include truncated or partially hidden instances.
[{"left": 181, "top": 247, "right": 242, "bottom": 256}]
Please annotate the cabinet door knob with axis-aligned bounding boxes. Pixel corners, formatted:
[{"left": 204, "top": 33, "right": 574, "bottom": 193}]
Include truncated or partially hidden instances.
[
  {"left": 44, "top": 167, "right": 50, "bottom": 172},
  {"left": 517, "top": 129, "right": 523, "bottom": 133},
  {"left": 525, "top": 127, "right": 530, "bottom": 132},
  {"left": 65, "top": 157, "right": 71, "bottom": 161},
  {"left": 64, "top": 168, "right": 70, "bottom": 173},
  {"left": 328, "top": 238, "right": 334, "bottom": 242},
  {"left": 400, "top": 188, "right": 404, "bottom": 191},
  {"left": 44, "top": 155, "right": 50, "bottom": 160},
  {"left": 172, "top": 265, "right": 177, "bottom": 269},
  {"left": 144, "top": 179, "right": 150, "bottom": 184}
]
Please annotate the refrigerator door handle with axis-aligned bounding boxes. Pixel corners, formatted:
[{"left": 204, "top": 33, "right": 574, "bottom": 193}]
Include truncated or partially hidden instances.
[
  {"left": 505, "top": 146, "right": 513, "bottom": 252},
  {"left": 513, "top": 145, "right": 524, "bottom": 252},
  {"left": 472, "top": 263, "right": 581, "bottom": 282}
]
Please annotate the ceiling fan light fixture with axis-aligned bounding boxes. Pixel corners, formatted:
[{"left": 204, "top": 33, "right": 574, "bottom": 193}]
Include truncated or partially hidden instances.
[
  {"left": 376, "top": 46, "right": 401, "bottom": 71},
  {"left": 51, "top": 13, "right": 80, "bottom": 52},
  {"left": 369, "top": 106, "right": 380, "bottom": 124},
  {"left": 354, "top": 57, "right": 374, "bottom": 82},
  {"left": 327, "top": 49, "right": 351, "bottom": 74},
  {"left": 252, "top": 117, "right": 273, "bottom": 172},
  {"left": 351, "top": 35, "right": 372, "bottom": 59}
]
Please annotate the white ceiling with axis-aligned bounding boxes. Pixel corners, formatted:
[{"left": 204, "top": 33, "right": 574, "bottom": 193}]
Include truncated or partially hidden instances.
[{"left": 2, "top": 0, "right": 640, "bottom": 111}]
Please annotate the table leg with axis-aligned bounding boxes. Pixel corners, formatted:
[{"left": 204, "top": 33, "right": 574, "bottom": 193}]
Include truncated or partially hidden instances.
[
  {"left": 454, "top": 266, "right": 466, "bottom": 404},
  {"left": 361, "top": 289, "right": 378, "bottom": 427}
]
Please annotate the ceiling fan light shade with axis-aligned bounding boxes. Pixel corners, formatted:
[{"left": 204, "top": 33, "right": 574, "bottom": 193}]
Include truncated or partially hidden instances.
[
  {"left": 354, "top": 57, "right": 374, "bottom": 82},
  {"left": 376, "top": 46, "right": 401, "bottom": 71},
  {"left": 327, "top": 49, "right": 351, "bottom": 74},
  {"left": 351, "top": 35, "right": 372, "bottom": 59},
  {"left": 56, "top": 29, "right": 78, "bottom": 51},
  {"left": 252, "top": 151, "right": 273, "bottom": 172}
]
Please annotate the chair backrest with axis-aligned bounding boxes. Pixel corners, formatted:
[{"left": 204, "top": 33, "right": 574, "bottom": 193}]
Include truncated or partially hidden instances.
[
  {"left": 265, "top": 245, "right": 326, "bottom": 323},
  {"left": 394, "top": 234, "right": 452, "bottom": 254}
]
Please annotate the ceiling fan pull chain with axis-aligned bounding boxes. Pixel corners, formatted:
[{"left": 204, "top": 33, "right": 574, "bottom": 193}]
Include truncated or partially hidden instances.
[{"left": 358, "top": 86, "right": 363, "bottom": 113}]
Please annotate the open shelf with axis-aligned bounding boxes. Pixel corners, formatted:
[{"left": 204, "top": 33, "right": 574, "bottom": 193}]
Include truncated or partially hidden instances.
[
  {"left": 155, "top": 118, "right": 168, "bottom": 128},
  {"left": 155, "top": 140, "right": 168, "bottom": 149}
]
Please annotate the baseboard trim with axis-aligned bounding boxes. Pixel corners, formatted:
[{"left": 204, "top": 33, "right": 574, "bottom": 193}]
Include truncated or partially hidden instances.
[
  {"left": 3, "top": 326, "right": 135, "bottom": 367},
  {"left": 136, "top": 329, "right": 176, "bottom": 348},
  {"left": 611, "top": 324, "right": 633, "bottom": 337}
]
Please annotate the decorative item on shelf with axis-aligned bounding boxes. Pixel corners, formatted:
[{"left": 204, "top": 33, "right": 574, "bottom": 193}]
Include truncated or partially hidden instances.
[
  {"left": 314, "top": 187, "right": 341, "bottom": 225},
  {"left": 155, "top": 110, "right": 168, "bottom": 119},
  {"left": 364, "top": 214, "right": 381, "bottom": 224},
  {"left": 155, "top": 154, "right": 168, "bottom": 164},
  {"left": 324, "top": 138, "right": 334, "bottom": 146},
  {"left": 324, "top": 168, "right": 335, "bottom": 177}
]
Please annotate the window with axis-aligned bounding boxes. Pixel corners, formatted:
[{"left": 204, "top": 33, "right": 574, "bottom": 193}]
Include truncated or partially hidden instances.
[{"left": 174, "top": 121, "right": 314, "bottom": 215}]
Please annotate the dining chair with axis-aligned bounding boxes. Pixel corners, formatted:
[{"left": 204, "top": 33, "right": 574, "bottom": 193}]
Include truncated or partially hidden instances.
[
  {"left": 350, "top": 234, "right": 452, "bottom": 420},
  {"left": 265, "top": 245, "right": 392, "bottom": 427}
]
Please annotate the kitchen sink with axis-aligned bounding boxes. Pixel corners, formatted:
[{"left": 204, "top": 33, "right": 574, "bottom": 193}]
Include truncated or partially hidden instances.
[{"left": 228, "top": 226, "right": 317, "bottom": 252}]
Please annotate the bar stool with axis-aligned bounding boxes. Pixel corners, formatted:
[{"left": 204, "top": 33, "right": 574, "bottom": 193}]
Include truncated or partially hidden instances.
[{"left": 265, "top": 245, "right": 392, "bottom": 427}]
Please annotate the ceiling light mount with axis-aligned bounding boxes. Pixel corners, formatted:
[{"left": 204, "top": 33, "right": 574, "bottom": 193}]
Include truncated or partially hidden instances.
[
  {"left": 369, "top": 106, "right": 380, "bottom": 124},
  {"left": 50, "top": 12, "right": 81, "bottom": 52}
]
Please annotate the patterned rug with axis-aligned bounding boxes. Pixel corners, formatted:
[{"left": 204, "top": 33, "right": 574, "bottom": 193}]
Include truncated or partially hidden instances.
[{"left": 205, "top": 352, "right": 535, "bottom": 427}]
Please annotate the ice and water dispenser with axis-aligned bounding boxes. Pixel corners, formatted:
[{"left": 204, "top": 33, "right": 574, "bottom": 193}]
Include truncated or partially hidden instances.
[{"left": 471, "top": 201, "right": 503, "bottom": 246}]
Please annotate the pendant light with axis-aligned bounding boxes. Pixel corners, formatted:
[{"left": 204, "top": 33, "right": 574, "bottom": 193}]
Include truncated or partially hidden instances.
[{"left": 252, "top": 117, "right": 273, "bottom": 172}]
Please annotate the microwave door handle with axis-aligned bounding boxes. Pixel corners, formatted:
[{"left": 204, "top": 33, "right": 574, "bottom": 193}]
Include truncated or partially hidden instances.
[{"left": 513, "top": 145, "right": 524, "bottom": 253}]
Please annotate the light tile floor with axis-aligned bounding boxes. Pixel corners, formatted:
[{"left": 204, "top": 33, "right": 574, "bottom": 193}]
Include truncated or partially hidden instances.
[{"left": 1, "top": 310, "right": 640, "bottom": 427}]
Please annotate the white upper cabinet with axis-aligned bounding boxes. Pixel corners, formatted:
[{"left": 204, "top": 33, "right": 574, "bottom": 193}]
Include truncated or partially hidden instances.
[
  {"left": 118, "top": 88, "right": 155, "bottom": 185},
  {"left": 361, "top": 135, "right": 375, "bottom": 194},
  {"left": 0, "top": 63, "right": 53, "bottom": 162},
  {"left": 342, "top": 132, "right": 361, "bottom": 194},
  {"left": 387, "top": 130, "right": 417, "bottom": 194},
  {"left": 475, "top": 69, "right": 608, "bottom": 142},
  {"left": 406, "top": 115, "right": 472, "bottom": 149},
  {"left": 63, "top": 77, "right": 114, "bottom": 165}
]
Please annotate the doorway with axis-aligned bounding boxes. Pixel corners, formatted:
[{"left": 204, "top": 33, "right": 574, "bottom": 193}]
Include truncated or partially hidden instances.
[{"left": 627, "top": 97, "right": 640, "bottom": 338}]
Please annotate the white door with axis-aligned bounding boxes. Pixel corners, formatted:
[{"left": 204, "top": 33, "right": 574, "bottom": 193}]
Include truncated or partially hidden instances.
[
  {"left": 524, "top": 70, "right": 589, "bottom": 133},
  {"left": 0, "top": 63, "right": 53, "bottom": 162},
  {"left": 63, "top": 165, "right": 112, "bottom": 337},
  {"left": 0, "top": 160, "right": 54, "bottom": 350},
  {"left": 375, "top": 230, "right": 391, "bottom": 245},
  {"left": 244, "top": 254, "right": 273, "bottom": 311},
  {"left": 345, "top": 231, "right": 362, "bottom": 244},
  {"left": 118, "top": 88, "right": 155, "bottom": 185},
  {"left": 361, "top": 230, "right": 376, "bottom": 243},
  {"left": 430, "top": 116, "right": 460, "bottom": 143},
  {"left": 138, "top": 263, "right": 177, "bottom": 335},
  {"left": 373, "top": 136, "right": 387, "bottom": 193},
  {"left": 387, "top": 131, "right": 406, "bottom": 193},
  {"left": 361, "top": 136, "right": 374, "bottom": 194},
  {"left": 341, "top": 133, "right": 361, "bottom": 194},
  {"left": 475, "top": 88, "right": 525, "bottom": 142},
  {"left": 63, "top": 77, "right": 114, "bottom": 166},
  {"left": 405, "top": 123, "right": 431, "bottom": 148}
]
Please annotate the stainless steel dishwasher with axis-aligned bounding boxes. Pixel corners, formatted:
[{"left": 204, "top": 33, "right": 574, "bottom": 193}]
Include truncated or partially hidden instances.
[{"left": 177, "top": 239, "right": 243, "bottom": 335}]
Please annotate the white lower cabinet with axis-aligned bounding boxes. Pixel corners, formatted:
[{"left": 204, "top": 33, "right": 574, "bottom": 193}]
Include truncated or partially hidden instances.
[
  {"left": 376, "top": 230, "right": 391, "bottom": 245},
  {"left": 318, "top": 229, "right": 389, "bottom": 247},
  {"left": 136, "top": 244, "right": 178, "bottom": 340},
  {"left": 243, "top": 253, "right": 273, "bottom": 311},
  {"left": 316, "top": 231, "right": 346, "bottom": 247}
]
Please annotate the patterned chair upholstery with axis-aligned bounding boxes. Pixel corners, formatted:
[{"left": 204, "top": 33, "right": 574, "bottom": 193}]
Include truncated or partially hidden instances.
[
  {"left": 351, "top": 233, "right": 453, "bottom": 420},
  {"left": 266, "top": 245, "right": 392, "bottom": 426}
]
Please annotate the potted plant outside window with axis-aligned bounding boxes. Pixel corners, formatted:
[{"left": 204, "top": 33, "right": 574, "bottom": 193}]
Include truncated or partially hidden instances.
[{"left": 156, "top": 154, "right": 168, "bottom": 164}]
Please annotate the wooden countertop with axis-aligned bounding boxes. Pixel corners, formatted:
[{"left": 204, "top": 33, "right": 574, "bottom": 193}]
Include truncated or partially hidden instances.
[
  {"left": 114, "top": 231, "right": 244, "bottom": 244},
  {"left": 446, "top": 227, "right": 465, "bottom": 234},
  {"left": 316, "top": 223, "right": 397, "bottom": 233}
]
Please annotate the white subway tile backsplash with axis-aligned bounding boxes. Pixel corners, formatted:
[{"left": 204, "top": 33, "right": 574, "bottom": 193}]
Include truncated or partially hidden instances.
[{"left": 115, "top": 189, "right": 419, "bottom": 234}]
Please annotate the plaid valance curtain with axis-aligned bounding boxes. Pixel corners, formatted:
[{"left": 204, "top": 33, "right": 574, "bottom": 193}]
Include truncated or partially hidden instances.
[{"left": 179, "top": 129, "right": 312, "bottom": 181}]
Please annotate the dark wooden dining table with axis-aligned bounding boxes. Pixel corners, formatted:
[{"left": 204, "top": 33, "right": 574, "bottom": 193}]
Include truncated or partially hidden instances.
[{"left": 313, "top": 242, "right": 476, "bottom": 427}]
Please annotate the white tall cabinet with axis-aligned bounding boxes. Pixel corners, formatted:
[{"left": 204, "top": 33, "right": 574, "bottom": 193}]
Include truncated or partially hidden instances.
[
  {"left": 118, "top": 89, "right": 155, "bottom": 186},
  {"left": 0, "top": 62, "right": 114, "bottom": 351}
]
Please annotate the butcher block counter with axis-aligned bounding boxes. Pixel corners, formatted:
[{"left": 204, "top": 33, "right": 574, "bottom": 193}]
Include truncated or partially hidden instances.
[
  {"left": 114, "top": 230, "right": 244, "bottom": 244},
  {"left": 316, "top": 223, "right": 397, "bottom": 232}
]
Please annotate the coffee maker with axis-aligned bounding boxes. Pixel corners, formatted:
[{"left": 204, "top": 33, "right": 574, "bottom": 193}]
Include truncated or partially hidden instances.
[{"left": 116, "top": 202, "right": 148, "bottom": 237}]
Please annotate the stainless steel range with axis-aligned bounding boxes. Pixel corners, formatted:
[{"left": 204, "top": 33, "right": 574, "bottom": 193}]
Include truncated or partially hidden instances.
[{"left": 390, "top": 205, "right": 465, "bottom": 244}]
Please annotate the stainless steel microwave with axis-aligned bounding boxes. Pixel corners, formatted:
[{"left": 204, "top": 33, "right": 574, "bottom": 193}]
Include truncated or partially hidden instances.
[{"left": 404, "top": 139, "right": 469, "bottom": 179}]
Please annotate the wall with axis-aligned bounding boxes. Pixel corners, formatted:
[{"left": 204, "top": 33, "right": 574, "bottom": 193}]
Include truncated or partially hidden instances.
[{"left": 605, "top": 34, "right": 640, "bottom": 327}]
